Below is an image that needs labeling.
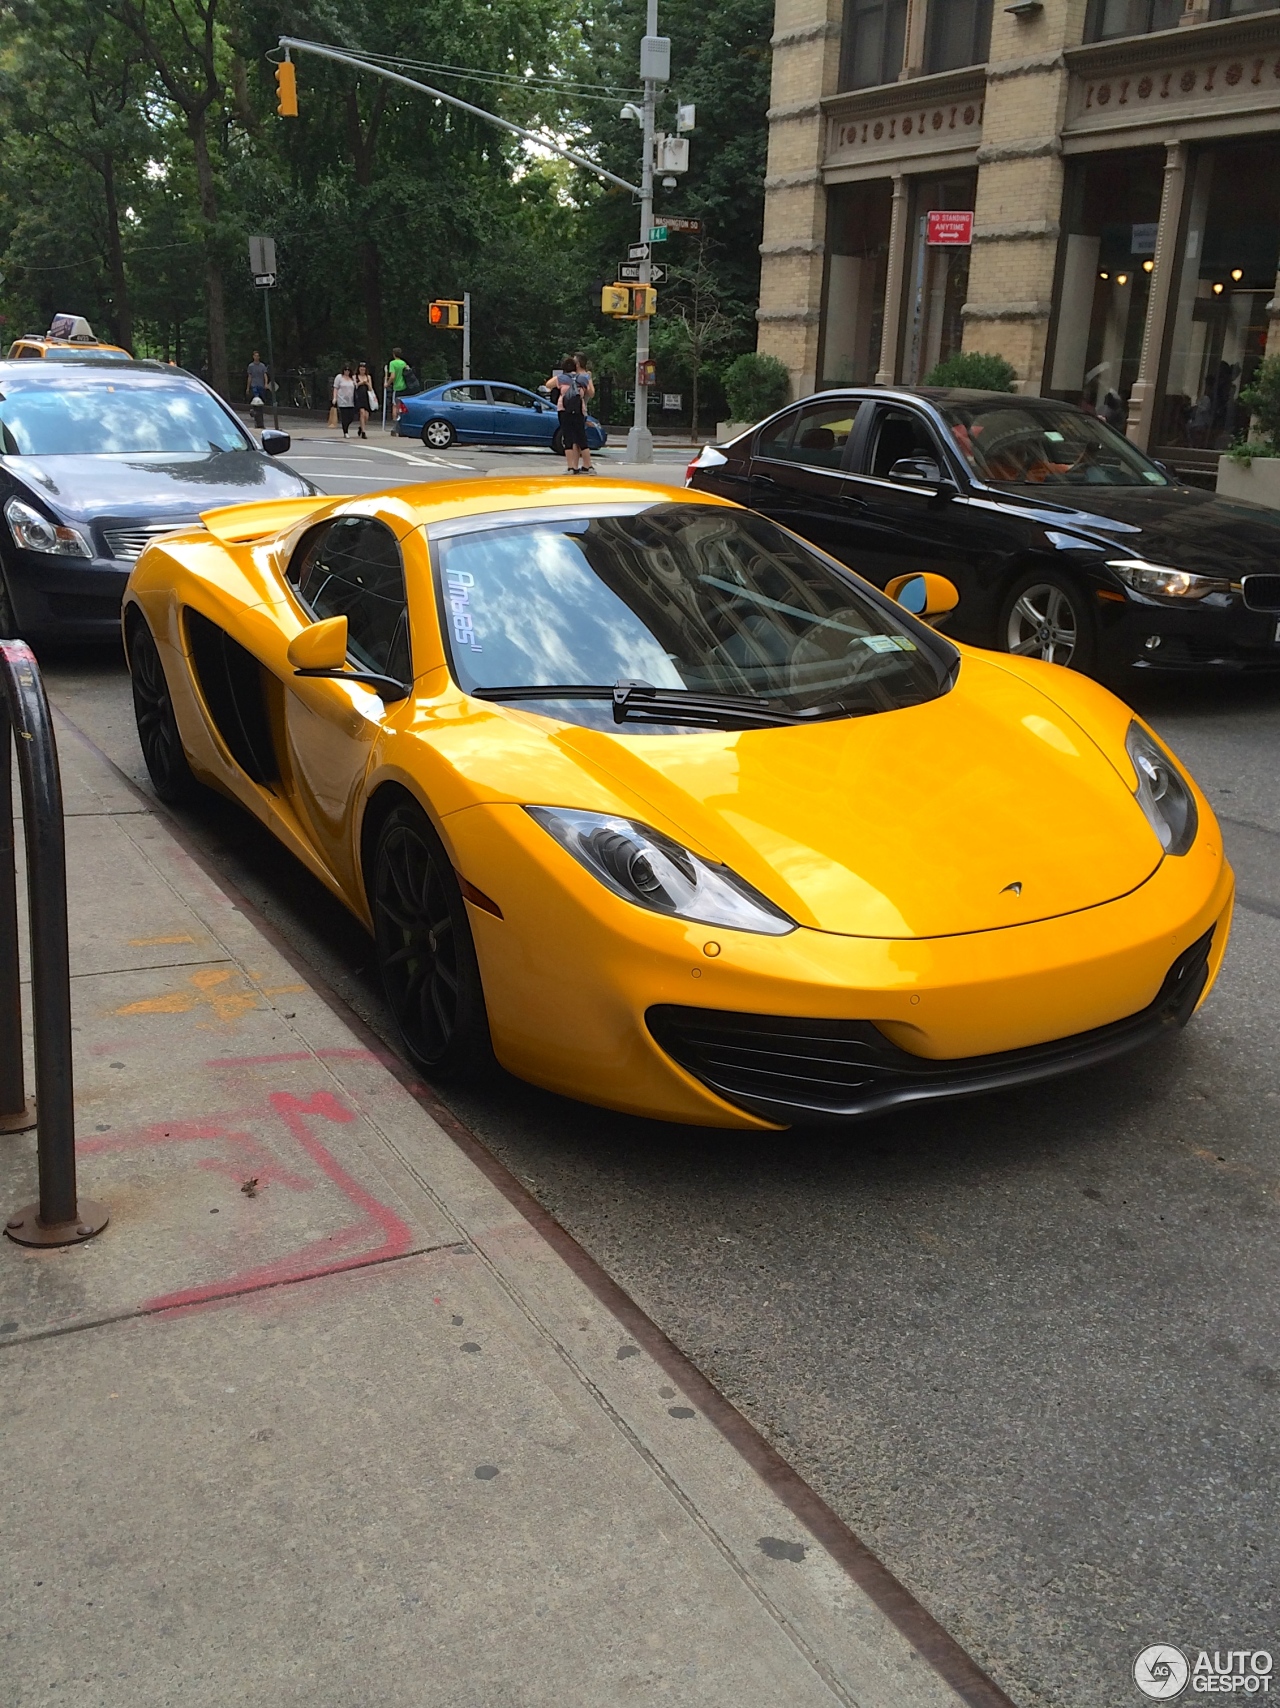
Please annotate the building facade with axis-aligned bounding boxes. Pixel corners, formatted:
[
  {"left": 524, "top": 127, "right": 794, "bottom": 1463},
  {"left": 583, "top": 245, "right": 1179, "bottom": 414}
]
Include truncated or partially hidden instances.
[{"left": 758, "top": 0, "right": 1280, "bottom": 476}]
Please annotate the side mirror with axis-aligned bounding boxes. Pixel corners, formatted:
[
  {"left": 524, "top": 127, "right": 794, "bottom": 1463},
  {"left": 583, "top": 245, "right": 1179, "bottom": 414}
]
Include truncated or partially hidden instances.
[
  {"left": 886, "top": 572, "right": 960, "bottom": 624},
  {"left": 261, "top": 429, "right": 291, "bottom": 456},
  {"left": 888, "top": 457, "right": 944, "bottom": 486},
  {"left": 288, "top": 615, "right": 348, "bottom": 672}
]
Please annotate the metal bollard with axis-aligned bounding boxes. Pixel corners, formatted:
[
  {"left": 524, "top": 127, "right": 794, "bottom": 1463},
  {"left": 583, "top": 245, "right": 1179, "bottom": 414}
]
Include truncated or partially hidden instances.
[
  {"left": 1, "top": 640, "right": 107, "bottom": 1246},
  {"left": 0, "top": 697, "right": 36, "bottom": 1133}
]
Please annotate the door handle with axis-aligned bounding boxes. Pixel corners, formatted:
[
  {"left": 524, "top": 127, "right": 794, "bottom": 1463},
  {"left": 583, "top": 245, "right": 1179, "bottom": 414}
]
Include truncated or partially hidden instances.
[{"left": 753, "top": 473, "right": 779, "bottom": 487}]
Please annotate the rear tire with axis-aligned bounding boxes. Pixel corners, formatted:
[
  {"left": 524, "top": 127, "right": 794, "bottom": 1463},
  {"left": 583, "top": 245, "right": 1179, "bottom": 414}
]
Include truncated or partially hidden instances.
[
  {"left": 998, "top": 570, "right": 1096, "bottom": 674},
  {"left": 421, "top": 419, "right": 456, "bottom": 450},
  {"left": 371, "top": 801, "right": 493, "bottom": 1081},
  {"left": 128, "top": 615, "right": 203, "bottom": 804}
]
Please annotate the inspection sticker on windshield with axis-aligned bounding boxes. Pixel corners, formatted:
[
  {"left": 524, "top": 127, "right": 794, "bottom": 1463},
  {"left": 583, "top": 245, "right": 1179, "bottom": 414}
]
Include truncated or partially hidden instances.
[
  {"left": 862, "top": 634, "right": 916, "bottom": 653},
  {"left": 446, "top": 568, "right": 483, "bottom": 652}
]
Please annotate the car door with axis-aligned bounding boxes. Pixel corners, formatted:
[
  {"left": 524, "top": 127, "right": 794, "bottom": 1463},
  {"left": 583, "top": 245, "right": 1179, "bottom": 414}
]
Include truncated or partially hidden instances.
[
  {"left": 841, "top": 403, "right": 1010, "bottom": 632},
  {"left": 490, "top": 384, "right": 547, "bottom": 446},
  {"left": 282, "top": 515, "right": 412, "bottom": 892},
  {"left": 439, "top": 384, "right": 493, "bottom": 442},
  {"left": 746, "top": 398, "right": 869, "bottom": 569}
]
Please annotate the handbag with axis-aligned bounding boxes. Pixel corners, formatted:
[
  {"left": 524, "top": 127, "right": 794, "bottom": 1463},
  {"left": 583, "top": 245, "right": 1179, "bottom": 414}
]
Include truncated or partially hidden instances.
[{"left": 327, "top": 404, "right": 338, "bottom": 427}]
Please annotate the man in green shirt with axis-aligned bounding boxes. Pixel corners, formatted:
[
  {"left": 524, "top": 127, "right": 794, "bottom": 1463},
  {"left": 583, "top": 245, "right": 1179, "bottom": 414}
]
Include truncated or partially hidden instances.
[{"left": 385, "top": 348, "right": 408, "bottom": 431}]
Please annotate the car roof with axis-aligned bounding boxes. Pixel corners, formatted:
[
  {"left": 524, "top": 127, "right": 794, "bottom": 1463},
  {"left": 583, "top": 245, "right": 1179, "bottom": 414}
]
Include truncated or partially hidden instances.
[
  {"left": 0, "top": 358, "right": 198, "bottom": 383},
  {"left": 804, "top": 385, "right": 1076, "bottom": 409}
]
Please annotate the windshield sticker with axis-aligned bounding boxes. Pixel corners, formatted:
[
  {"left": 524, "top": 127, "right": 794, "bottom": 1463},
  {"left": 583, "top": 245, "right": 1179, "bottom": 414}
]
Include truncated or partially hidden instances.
[
  {"left": 1044, "top": 430, "right": 1065, "bottom": 442},
  {"left": 862, "top": 634, "right": 916, "bottom": 653},
  {"left": 1142, "top": 470, "right": 1164, "bottom": 482},
  {"left": 446, "top": 568, "right": 482, "bottom": 652}
]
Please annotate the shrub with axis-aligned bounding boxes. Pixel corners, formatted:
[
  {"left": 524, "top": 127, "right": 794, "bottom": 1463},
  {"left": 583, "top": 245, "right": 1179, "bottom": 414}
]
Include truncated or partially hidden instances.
[
  {"left": 723, "top": 352, "right": 790, "bottom": 423},
  {"left": 1235, "top": 355, "right": 1280, "bottom": 456},
  {"left": 923, "top": 351, "right": 1018, "bottom": 392}
]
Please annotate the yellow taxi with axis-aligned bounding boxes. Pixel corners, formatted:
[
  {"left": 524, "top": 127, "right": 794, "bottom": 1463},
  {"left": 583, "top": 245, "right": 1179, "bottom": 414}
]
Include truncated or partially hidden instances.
[
  {"left": 122, "top": 477, "right": 1233, "bottom": 1129},
  {"left": 8, "top": 313, "right": 131, "bottom": 361}
]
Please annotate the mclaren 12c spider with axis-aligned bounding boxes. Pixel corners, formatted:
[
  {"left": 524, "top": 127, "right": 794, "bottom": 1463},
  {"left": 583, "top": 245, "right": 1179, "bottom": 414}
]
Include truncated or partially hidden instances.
[{"left": 123, "top": 478, "right": 1234, "bottom": 1129}]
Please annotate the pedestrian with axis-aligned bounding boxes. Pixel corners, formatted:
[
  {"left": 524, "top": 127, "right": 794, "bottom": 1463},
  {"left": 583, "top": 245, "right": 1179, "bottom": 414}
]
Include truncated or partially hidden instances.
[
  {"left": 332, "top": 363, "right": 357, "bottom": 438},
  {"left": 385, "top": 346, "right": 408, "bottom": 431},
  {"left": 354, "top": 362, "right": 378, "bottom": 440},
  {"left": 245, "top": 348, "right": 270, "bottom": 428},
  {"left": 548, "top": 353, "right": 595, "bottom": 474}
]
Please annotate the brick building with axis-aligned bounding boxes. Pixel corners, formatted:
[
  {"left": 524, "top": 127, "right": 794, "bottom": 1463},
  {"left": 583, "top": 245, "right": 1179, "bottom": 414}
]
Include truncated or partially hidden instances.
[{"left": 758, "top": 0, "right": 1280, "bottom": 476}]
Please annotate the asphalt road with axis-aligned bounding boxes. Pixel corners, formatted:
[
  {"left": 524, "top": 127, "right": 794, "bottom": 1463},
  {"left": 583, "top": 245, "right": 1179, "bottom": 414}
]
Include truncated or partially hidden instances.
[{"left": 38, "top": 461, "right": 1280, "bottom": 1708}]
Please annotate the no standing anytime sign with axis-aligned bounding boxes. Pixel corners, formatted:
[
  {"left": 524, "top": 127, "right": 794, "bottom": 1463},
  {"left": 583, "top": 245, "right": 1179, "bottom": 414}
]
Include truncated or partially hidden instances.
[{"left": 926, "top": 210, "right": 973, "bottom": 246}]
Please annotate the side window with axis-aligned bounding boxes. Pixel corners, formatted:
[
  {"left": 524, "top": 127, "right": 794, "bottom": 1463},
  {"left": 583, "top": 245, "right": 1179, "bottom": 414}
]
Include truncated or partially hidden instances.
[
  {"left": 866, "top": 408, "right": 944, "bottom": 478},
  {"left": 492, "top": 386, "right": 535, "bottom": 408},
  {"left": 442, "top": 384, "right": 487, "bottom": 404},
  {"left": 778, "top": 402, "right": 860, "bottom": 471},
  {"left": 754, "top": 410, "right": 800, "bottom": 462},
  {"left": 288, "top": 517, "right": 411, "bottom": 681}
]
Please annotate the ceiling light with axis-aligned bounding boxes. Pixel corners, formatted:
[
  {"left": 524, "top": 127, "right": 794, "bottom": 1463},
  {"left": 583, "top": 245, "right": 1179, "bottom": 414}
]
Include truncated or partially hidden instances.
[
  {"left": 1099, "top": 271, "right": 1109, "bottom": 280},
  {"left": 1117, "top": 272, "right": 1129, "bottom": 285},
  {"left": 1143, "top": 259, "right": 1154, "bottom": 273},
  {"left": 1213, "top": 282, "right": 1224, "bottom": 294},
  {"left": 1231, "top": 268, "right": 1243, "bottom": 281}
]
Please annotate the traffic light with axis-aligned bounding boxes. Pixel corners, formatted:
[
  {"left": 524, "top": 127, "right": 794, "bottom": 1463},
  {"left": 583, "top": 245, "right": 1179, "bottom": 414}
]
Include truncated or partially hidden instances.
[
  {"left": 429, "top": 300, "right": 464, "bottom": 328},
  {"left": 631, "top": 285, "right": 657, "bottom": 319},
  {"left": 601, "top": 284, "right": 657, "bottom": 318},
  {"left": 601, "top": 284, "right": 630, "bottom": 316},
  {"left": 275, "top": 58, "right": 297, "bottom": 118}
]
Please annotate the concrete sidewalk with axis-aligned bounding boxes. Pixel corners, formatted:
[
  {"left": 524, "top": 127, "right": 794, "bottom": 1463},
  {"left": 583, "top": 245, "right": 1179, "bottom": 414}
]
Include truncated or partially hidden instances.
[{"left": 0, "top": 706, "right": 995, "bottom": 1707}]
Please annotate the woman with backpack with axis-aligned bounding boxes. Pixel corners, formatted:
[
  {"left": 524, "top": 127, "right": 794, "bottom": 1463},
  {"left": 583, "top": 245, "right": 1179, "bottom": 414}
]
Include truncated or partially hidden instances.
[{"left": 549, "top": 353, "right": 595, "bottom": 474}]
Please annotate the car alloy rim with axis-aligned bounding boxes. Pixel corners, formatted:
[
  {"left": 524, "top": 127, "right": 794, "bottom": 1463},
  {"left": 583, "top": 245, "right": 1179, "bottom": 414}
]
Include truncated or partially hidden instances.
[
  {"left": 131, "top": 630, "right": 182, "bottom": 783},
  {"left": 425, "top": 421, "right": 452, "bottom": 448},
  {"left": 1007, "top": 584, "right": 1078, "bottom": 665},
  {"left": 375, "top": 821, "right": 459, "bottom": 1063}
]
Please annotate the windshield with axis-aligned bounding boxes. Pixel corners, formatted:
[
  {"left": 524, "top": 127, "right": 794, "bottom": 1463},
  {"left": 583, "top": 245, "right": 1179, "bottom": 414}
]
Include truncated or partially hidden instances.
[
  {"left": 0, "top": 380, "right": 250, "bottom": 456},
  {"left": 432, "top": 503, "right": 949, "bottom": 730},
  {"left": 940, "top": 401, "right": 1170, "bottom": 488}
]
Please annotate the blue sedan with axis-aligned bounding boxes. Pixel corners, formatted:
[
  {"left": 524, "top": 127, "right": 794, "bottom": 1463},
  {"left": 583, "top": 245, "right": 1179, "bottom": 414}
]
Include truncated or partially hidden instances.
[{"left": 393, "top": 380, "right": 607, "bottom": 453}]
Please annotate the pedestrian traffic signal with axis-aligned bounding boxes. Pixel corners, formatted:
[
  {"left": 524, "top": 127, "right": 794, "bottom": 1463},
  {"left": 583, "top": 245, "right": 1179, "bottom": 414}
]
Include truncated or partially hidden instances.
[
  {"left": 601, "top": 284, "right": 657, "bottom": 318},
  {"left": 601, "top": 284, "right": 631, "bottom": 316},
  {"left": 429, "top": 300, "right": 465, "bottom": 328},
  {"left": 275, "top": 59, "right": 297, "bottom": 118},
  {"left": 631, "top": 285, "right": 657, "bottom": 319}
]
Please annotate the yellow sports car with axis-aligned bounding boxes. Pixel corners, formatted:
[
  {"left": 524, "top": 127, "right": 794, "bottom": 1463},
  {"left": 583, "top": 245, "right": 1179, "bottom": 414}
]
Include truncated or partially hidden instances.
[{"left": 123, "top": 478, "right": 1233, "bottom": 1130}]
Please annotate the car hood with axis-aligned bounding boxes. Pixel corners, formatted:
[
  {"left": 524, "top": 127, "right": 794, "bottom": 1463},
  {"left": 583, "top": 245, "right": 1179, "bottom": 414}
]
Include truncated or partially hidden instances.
[
  {"left": 981, "top": 481, "right": 1280, "bottom": 576},
  {"left": 2, "top": 451, "right": 315, "bottom": 523},
  {"left": 551, "top": 651, "right": 1163, "bottom": 939}
]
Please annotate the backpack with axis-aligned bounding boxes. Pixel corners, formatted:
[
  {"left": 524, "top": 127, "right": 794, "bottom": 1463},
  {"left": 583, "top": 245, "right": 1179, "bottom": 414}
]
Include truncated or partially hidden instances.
[
  {"left": 400, "top": 366, "right": 421, "bottom": 396},
  {"left": 560, "top": 371, "right": 588, "bottom": 416}
]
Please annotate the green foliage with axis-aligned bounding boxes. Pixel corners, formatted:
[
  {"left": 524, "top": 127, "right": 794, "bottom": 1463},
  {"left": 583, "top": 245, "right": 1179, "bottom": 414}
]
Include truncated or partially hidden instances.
[
  {"left": 1235, "top": 356, "right": 1280, "bottom": 455},
  {"left": 923, "top": 351, "right": 1018, "bottom": 391},
  {"left": 723, "top": 352, "right": 789, "bottom": 422},
  {"left": 0, "top": 0, "right": 772, "bottom": 407}
]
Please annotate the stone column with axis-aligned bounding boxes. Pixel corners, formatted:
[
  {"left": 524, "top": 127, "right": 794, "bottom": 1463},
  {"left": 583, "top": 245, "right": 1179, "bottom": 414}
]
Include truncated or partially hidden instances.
[
  {"left": 756, "top": 0, "right": 847, "bottom": 401},
  {"left": 1127, "top": 140, "right": 1188, "bottom": 449},
  {"left": 961, "top": 0, "right": 1082, "bottom": 389},
  {"left": 875, "top": 174, "right": 910, "bottom": 383}
]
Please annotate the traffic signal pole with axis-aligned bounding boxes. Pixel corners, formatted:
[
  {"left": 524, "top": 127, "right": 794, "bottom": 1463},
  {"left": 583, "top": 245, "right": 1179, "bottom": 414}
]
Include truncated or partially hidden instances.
[
  {"left": 463, "top": 292, "right": 471, "bottom": 382},
  {"left": 627, "top": 0, "right": 659, "bottom": 466}
]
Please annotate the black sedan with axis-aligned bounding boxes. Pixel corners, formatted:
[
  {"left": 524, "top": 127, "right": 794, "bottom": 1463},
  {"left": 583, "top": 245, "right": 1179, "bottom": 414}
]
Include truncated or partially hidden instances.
[
  {"left": 0, "top": 358, "right": 315, "bottom": 642},
  {"left": 687, "top": 387, "right": 1280, "bottom": 679}
]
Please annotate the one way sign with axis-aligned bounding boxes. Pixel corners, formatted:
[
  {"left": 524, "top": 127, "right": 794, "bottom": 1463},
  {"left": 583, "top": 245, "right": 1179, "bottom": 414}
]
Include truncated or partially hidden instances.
[
  {"left": 627, "top": 242, "right": 650, "bottom": 261},
  {"left": 620, "top": 262, "right": 666, "bottom": 283}
]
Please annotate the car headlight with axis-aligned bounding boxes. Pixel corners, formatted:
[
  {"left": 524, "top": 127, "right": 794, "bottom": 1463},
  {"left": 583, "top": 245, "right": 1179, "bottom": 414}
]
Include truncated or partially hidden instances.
[
  {"left": 525, "top": 806, "right": 796, "bottom": 935},
  {"left": 4, "top": 497, "right": 91, "bottom": 558},
  {"left": 1107, "top": 558, "right": 1225, "bottom": 600},
  {"left": 1125, "top": 721, "right": 1197, "bottom": 856}
]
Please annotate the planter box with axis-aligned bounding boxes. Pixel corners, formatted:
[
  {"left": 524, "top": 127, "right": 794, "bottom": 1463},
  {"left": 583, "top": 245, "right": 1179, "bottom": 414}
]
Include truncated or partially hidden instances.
[
  {"left": 716, "top": 420, "right": 754, "bottom": 442},
  {"left": 1215, "top": 455, "right": 1280, "bottom": 511}
]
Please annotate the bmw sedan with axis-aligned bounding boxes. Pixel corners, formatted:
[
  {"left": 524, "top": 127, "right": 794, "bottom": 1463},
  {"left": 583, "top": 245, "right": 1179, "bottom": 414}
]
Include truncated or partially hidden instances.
[
  {"left": 687, "top": 387, "right": 1280, "bottom": 680},
  {"left": 0, "top": 358, "right": 315, "bottom": 642},
  {"left": 394, "top": 380, "right": 608, "bottom": 454}
]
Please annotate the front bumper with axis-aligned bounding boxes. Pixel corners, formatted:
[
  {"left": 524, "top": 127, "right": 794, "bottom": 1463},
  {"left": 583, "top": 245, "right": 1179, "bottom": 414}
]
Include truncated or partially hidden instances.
[
  {"left": 1099, "top": 590, "right": 1280, "bottom": 672},
  {"left": 2, "top": 548, "right": 130, "bottom": 640},
  {"left": 438, "top": 798, "right": 1234, "bottom": 1129}
]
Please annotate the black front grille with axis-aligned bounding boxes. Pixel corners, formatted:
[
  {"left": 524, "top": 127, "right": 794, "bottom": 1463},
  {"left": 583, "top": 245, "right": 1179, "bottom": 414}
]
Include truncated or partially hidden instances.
[
  {"left": 647, "top": 929, "right": 1215, "bottom": 1123},
  {"left": 1241, "top": 574, "right": 1280, "bottom": 613}
]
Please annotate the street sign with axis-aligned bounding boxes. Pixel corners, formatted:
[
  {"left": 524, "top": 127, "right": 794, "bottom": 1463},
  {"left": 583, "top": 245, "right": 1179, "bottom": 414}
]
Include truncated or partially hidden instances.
[
  {"left": 648, "top": 225, "right": 668, "bottom": 242},
  {"left": 661, "top": 215, "right": 703, "bottom": 235},
  {"left": 662, "top": 393, "right": 682, "bottom": 410},
  {"left": 925, "top": 210, "right": 973, "bottom": 246},
  {"left": 248, "top": 235, "right": 277, "bottom": 276},
  {"left": 252, "top": 272, "right": 277, "bottom": 289},
  {"left": 628, "top": 242, "right": 650, "bottom": 261},
  {"left": 619, "top": 262, "right": 666, "bottom": 283}
]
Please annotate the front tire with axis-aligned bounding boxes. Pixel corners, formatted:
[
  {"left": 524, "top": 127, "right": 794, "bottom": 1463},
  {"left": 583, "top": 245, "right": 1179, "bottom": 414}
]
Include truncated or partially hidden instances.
[
  {"left": 128, "top": 616, "right": 203, "bottom": 804},
  {"left": 372, "top": 801, "right": 492, "bottom": 1081},
  {"left": 998, "top": 570, "right": 1095, "bottom": 674},
  {"left": 421, "top": 419, "right": 456, "bottom": 450}
]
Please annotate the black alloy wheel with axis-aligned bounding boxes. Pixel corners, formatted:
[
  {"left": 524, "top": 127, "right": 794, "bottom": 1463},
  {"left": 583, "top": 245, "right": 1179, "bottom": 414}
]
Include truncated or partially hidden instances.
[
  {"left": 128, "top": 616, "right": 203, "bottom": 804},
  {"left": 998, "top": 569, "right": 1096, "bottom": 674},
  {"left": 550, "top": 426, "right": 564, "bottom": 455},
  {"left": 421, "top": 418, "right": 456, "bottom": 450},
  {"left": 372, "top": 801, "right": 492, "bottom": 1080}
]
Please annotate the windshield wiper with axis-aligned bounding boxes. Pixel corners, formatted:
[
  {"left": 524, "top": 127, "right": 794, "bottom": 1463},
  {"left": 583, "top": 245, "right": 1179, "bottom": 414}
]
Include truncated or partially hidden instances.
[{"left": 472, "top": 680, "right": 862, "bottom": 729}]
